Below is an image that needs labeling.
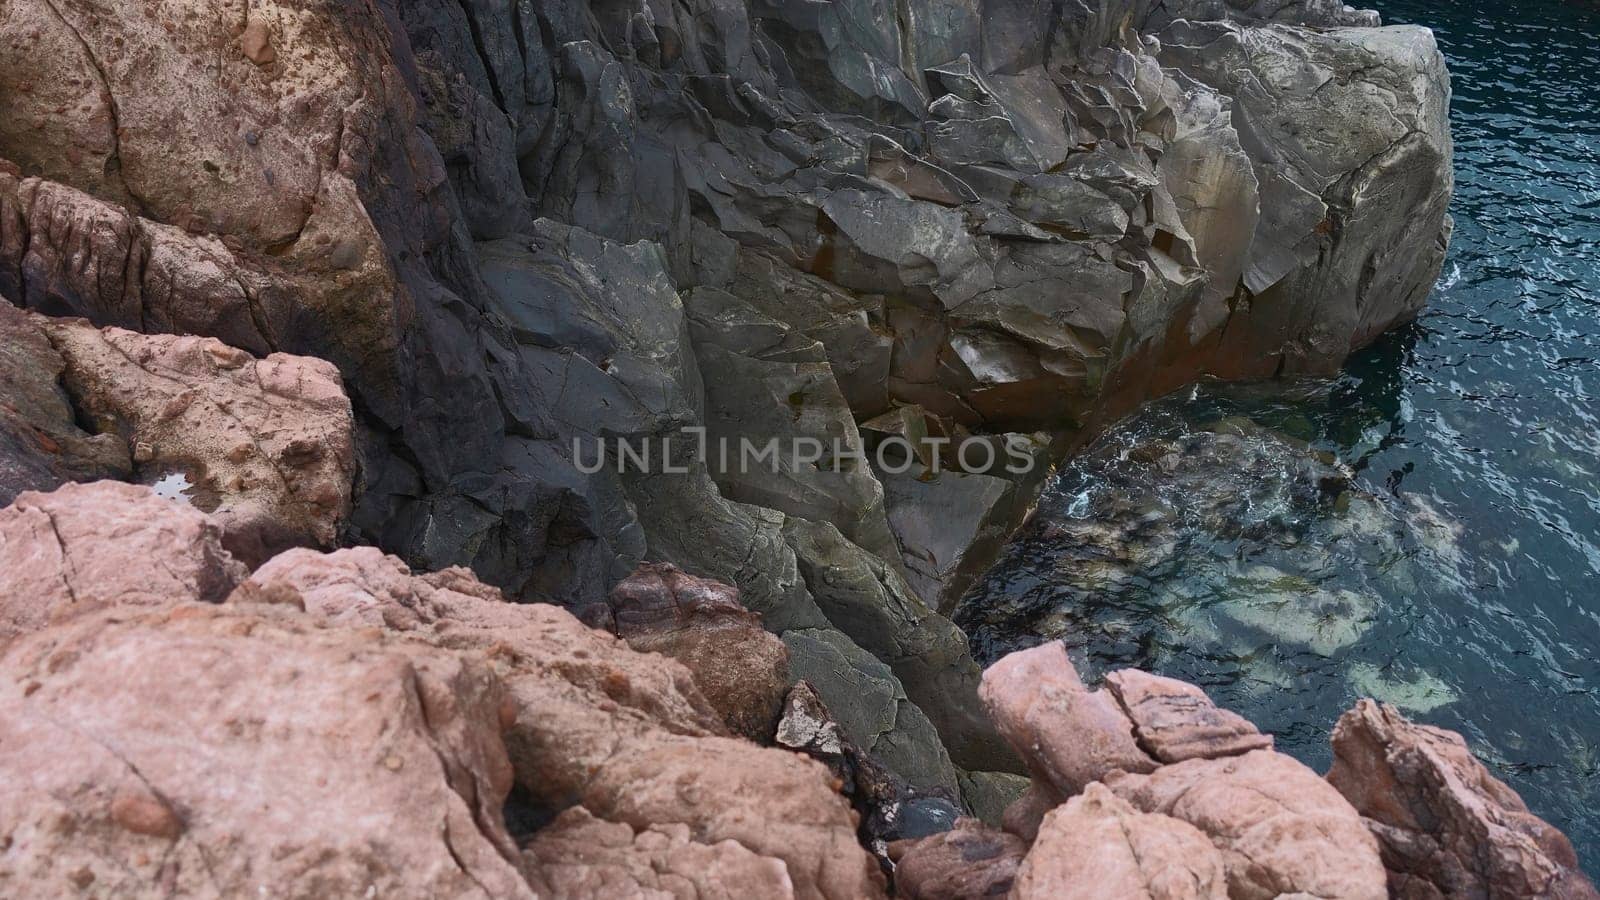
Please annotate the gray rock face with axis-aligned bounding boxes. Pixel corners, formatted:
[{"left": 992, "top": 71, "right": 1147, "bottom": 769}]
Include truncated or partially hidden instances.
[{"left": 0, "top": 0, "right": 1450, "bottom": 798}]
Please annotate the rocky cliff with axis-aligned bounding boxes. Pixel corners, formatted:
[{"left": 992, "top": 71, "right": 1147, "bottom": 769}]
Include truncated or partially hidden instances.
[
  {"left": 0, "top": 479, "right": 1590, "bottom": 897},
  {"left": 0, "top": 0, "right": 1452, "bottom": 807}
]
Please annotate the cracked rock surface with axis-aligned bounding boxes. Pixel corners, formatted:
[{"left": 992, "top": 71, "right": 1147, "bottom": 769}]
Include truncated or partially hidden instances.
[{"left": 0, "top": 0, "right": 1450, "bottom": 797}]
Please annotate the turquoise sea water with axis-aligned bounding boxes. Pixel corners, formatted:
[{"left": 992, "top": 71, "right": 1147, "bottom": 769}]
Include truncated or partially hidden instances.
[{"left": 964, "top": 0, "right": 1600, "bottom": 865}]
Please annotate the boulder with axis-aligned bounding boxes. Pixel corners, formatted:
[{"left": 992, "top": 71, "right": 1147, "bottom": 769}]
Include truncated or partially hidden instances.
[
  {"left": 978, "top": 642, "right": 1158, "bottom": 794},
  {"left": 0, "top": 481, "right": 245, "bottom": 648},
  {"left": 240, "top": 547, "right": 887, "bottom": 900},
  {"left": 1328, "top": 700, "right": 1600, "bottom": 900},
  {"left": 888, "top": 818, "right": 1026, "bottom": 900},
  {"left": 1156, "top": 19, "right": 1453, "bottom": 375},
  {"left": 1104, "top": 668, "right": 1274, "bottom": 763},
  {"left": 38, "top": 317, "right": 355, "bottom": 565},
  {"left": 581, "top": 562, "right": 791, "bottom": 742},
  {"left": 0, "top": 603, "right": 532, "bottom": 899},
  {"left": 1107, "top": 749, "right": 1388, "bottom": 899},
  {"left": 1010, "top": 783, "right": 1229, "bottom": 900}
]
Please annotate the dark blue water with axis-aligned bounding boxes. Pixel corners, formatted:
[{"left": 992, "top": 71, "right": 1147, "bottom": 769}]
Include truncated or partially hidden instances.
[{"left": 964, "top": 0, "right": 1600, "bottom": 865}]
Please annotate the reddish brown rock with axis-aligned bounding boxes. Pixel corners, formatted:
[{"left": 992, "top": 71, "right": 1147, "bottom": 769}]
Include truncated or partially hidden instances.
[
  {"left": 0, "top": 603, "right": 533, "bottom": 899},
  {"left": 1328, "top": 700, "right": 1599, "bottom": 900},
  {"left": 1011, "top": 783, "right": 1229, "bottom": 900},
  {"left": 0, "top": 304, "right": 130, "bottom": 505},
  {"left": 39, "top": 317, "right": 355, "bottom": 565},
  {"left": 523, "top": 807, "right": 795, "bottom": 898},
  {"left": 0, "top": 481, "right": 245, "bottom": 648},
  {"left": 1000, "top": 780, "right": 1062, "bottom": 844},
  {"left": 239, "top": 548, "right": 886, "bottom": 900},
  {"left": 888, "top": 818, "right": 1026, "bottom": 900},
  {"left": 586, "top": 562, "right": 792, "bottom": 741},
  {"left": 978, "top": 642, "right": 1157, "bottom": 795},
  {"left": 1104, "top": 668, "right": 1274, "bottom": 763},
  {"left": 1107, "top": 749, "right": 1388, "bottom": 900}
]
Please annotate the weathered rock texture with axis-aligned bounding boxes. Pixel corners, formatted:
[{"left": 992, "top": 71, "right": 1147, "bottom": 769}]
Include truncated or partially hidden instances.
[
  {"left": 1011, "top": 783, "right": 1229, "bottom": 900},
  {"left": 238, "top": 547, "right": 886, "bottom": 900},
  {"left": 0, "top": 481, "right": 244, "bottom": 648},
  {"left": 977, "top": 642, "right": 1389, "bottom": 899},
  {"left": 1329, "top": 700, "right": 1600, "bottom": 900},
  {"left": 2, "top": 484, "right": 1592, "bottom": 898},
  {"left": 0, "top": 603, "right": 534, "bottom": 899},
  {"left": 522, "top": 807, "right": 796, "bottom": 898},
  {"left": 889, "top": 817, "right": 1026, "bottom": 900},
  {"left": 0, "top": 0, "right": 1451, "bottom": 792},
  {"left": 37, "top": 316, "right": 354, "bottom": 564},
  {"left": 579, "top": 562, "right": 791, "bottom": 741},
  {"left": 0, "top": 304, "right": 130, "bottom": 504}
]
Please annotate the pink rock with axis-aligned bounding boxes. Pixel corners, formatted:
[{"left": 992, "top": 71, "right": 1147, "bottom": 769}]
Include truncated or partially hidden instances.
[
  {"left": 1011, "top": 783, "right": 1229, "bottom": 900},
  {"left": 0, "top": 481, "right": 245, "bottom": 648},
  {"left": 239, "top": 548, "right": 886, "bottom": 900},
  {"left": 523, "top": 807, "right": 795, "bottom": 898},
  {"left": 0, "top": 603, "right": 533, "bottom": 898},
  {"left": 1328, "top": 700, "right": 1599, "bottom": 900},
  {"left": 1108, "top": 749, "right": 1388, "bottom": 900},
  {"left": 979, "top": 643, "right": 1157, "bottom": 795},
  {"left": 889, "top": 818, "right": 1026, "bottom": 900},
  {"left": 1104, "top": 668, "right": 1274, "bottom": 763},
  {"left": 589, "top": 562, "right": 792, "bottom": 741},
  {"left": 39, "top": 317, "right": 355, "bottom": 566}
]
